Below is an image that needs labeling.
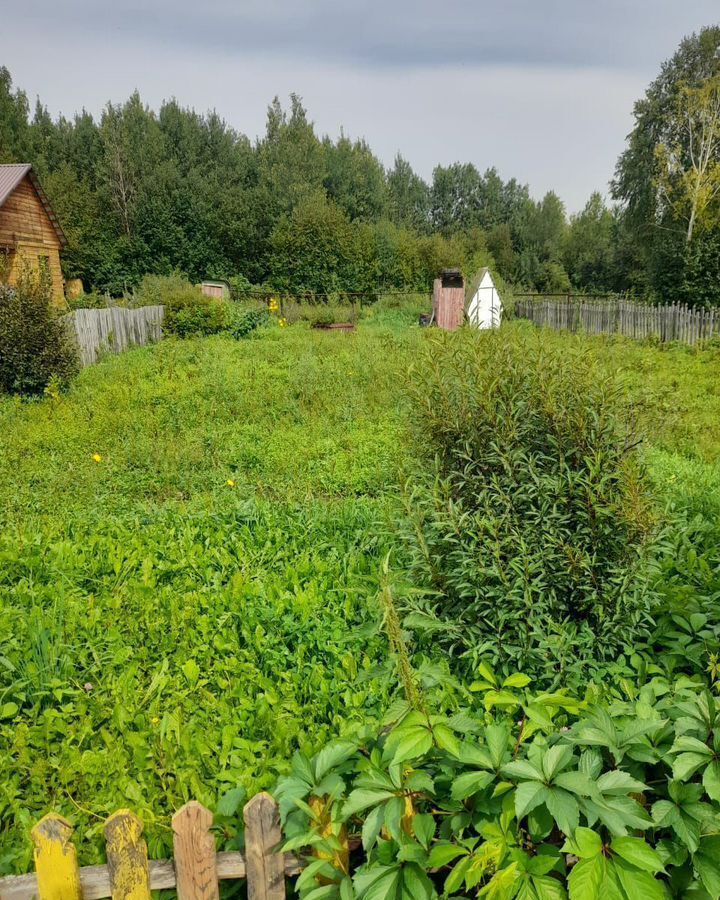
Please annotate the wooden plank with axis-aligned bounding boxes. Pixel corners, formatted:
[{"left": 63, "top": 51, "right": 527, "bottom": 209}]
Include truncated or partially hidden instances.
[
  {"left": 172, "top": 802, "right": 220, "bottom": 900},
  {"left": 244, "top": 793, "right": 286, "bottom": 900},
  {"left": 104, "top": 810, "right": 151, "bottom": 900},
  {"left": 31, "top": 814, "right": 82, "bottom": 900}
]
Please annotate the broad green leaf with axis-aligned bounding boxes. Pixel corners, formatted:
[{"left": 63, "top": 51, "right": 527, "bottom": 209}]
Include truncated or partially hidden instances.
[
  {"left": 545, "top": 788, "right": 579, "bottom": 836},
  {"left": 673, "top": 752, "right": 712, "bottom": 782},
  {"left": 567, "top": 854, "right": 604, "bottom": 900},
  {"left": 303, "top": 885, "right": 339, "bottom": 900},
  {"left": 524, "top": 703, "right": 555, "bottom": 731},
  {"left": 343, "top": 789, "right": 395, "bottom": 819},
  {"left": 610, "top": 837, "right": 664, "bottom": 874},
  {"left": 650, "top": 800, "right": 677, "bottom": 828},
  {"left": 595, "top": 770, "right": 647, "bottom": 796},
  {"left": 315, "top": 740, "right": 358, "bottom": 780},
  {"left": 0, "top": 702, "right": 18, "bottom": 719},
  {"left": 216, "top": 786, "right": 246, "bottom": 817},
  {"left": 433, "top": 723, "right": 461, "bottom": 757},
  {"left": 478, "top": 661, "right": 498, "bottom": 686},
  {"left": 703, "top": 760, "right": 720, "bottom": 802},
  {"left": 503, "top": 673, "right": 532, "bottom": 689},
  {"left": 562, "top": 827, "right": 602, "bottom": 860},
  {"left": 478, "top": 863, "right": 520, "bottom": 899},
  {"left": 485, "top": 690, "right": 522, "bottom": 711},
  {"left": 503, "top": 759, "right": 543, "bottom": 782},
  {"left": 383, "top": 795, "right": 405, "bottom": 843},
  {"left": 694, "top": 835, "right": 720, "bottom": 897},
  {"left": 391, "top": 726, "right": 433, "bottom": 764},
  {"left": 542, "top": 745, "right": 574, "bottom": 781},
  {"left": 353, "top": 864, "right": 401, "bottom": 900},
  {"left": 427, "top": 842, "right": 467, "bottom": 868},
  {"left": 554, "top": 771, "right": 595, "bottom": 797},
  {"left": 411, "top": 813, "right": 435, "bottom": 849},
  {"left": 533, "top": 874, "right": 567, "bottom": 900},
  {"left": 400, "top": 863, "right": 435, "bottom": 900},
  {"left": 362, "top": 804, "right": 386, "bottom": 851},
  {"left": 671, "top": 735, "right": 714, "bottom": 756},
  {"left": 612, "top": 858, "right": 665, "bottom": 900},
  {"left": 486, "top": 725, "right": 511, "bottom": 769},
  {"left": 445, "top": 856, "right": 472, "bottom": 894},
  {"left": 451, "top": 770, "right": 495, "bottom": 800},
  {"left": 516, "top": 781, "right": 549, "bottom": 820}
]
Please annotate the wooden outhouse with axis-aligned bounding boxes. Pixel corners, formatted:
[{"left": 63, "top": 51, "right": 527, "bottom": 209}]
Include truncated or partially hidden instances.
[
  {"left": 0, "top": 164, "right": 67, "bottom": 305},
  {"left": 432, "top": 268, "right": 465, "bottom": 331}
]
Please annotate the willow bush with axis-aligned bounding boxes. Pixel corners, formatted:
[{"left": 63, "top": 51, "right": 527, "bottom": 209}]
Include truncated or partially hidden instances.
[
  {"left": 400, "top": 325, "right": 657, "bottom": 685},
  {"left": 0, "top": 273, "right": 78, "bottom": 396}
]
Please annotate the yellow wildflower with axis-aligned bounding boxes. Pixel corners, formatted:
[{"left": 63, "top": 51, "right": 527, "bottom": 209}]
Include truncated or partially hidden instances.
[
  {"left": 227, "top": 479, "right": 236, "bottom": 487},
  {"left": 278, "top": 317, "right": 287, "bottom": 328},
  {"left": 92, "top": 453, "right": 102, "bottom": 463}
]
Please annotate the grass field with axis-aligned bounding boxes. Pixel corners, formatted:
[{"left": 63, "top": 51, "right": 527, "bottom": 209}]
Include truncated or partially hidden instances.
[{"left": 1, "top": 310, "right": 719, "bottom": 870}]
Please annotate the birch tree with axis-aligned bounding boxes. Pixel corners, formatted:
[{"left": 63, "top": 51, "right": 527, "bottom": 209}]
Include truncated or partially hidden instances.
[{"left": 655, "top": 74, "right": 720, "bottom": 244}]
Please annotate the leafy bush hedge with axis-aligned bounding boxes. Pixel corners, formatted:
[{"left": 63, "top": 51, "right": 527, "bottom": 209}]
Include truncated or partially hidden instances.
[
  {"left": 0, "top": 276, "right": 78, "bottom": 395},
  {"left": 399, "top": 327, "right": 657, "bottom": 686},
  {"left": 276, "top": 669, "right": 720, "bottom": 899},
  {"left": 131, "top": 273, "right": 269, "bottom": 338}
]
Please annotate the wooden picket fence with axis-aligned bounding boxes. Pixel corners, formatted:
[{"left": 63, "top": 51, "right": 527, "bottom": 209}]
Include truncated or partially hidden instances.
[
  {"left": 67, "top": 306, "right": 165, "bottom": 367},
  {"left": 0, "top": 794, "right": 300, "bottom": 900},
  {"left": 513, "top": 295, "right": 720, "bottom": 346}
]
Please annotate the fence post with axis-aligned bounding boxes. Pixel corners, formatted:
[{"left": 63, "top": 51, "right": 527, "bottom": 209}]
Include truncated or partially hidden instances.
[
  {"left": 104, "top": 810, "right": 151, "bottom": 900},
  {"left": 31, "top": 814, "right": 82, "bottom": 900},
  {"left": 244, "top": 792, "right": 286, "bottom": 900},
  {"left": 172, "top": 801, "right": 220, "bottom": 900}
]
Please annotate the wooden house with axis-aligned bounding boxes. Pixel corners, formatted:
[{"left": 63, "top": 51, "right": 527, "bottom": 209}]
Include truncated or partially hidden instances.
[{"left": 0, "top": 164, "right": 67, "bottom": 305}]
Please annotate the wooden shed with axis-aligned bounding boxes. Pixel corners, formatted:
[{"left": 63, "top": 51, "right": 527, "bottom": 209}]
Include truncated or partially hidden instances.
[
  {"left": 0, "top": 164, "right": 67, "bottom": 306},
  {"left": 432, "top": 268, "right": 466, "bottom": 331},
  {"left": 200, "top": 280, "right": 230, "bottom": 300}
]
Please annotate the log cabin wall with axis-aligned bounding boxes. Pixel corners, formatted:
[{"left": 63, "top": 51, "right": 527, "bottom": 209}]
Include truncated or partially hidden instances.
[{"left": 0, "top": 177, "right": 65, "bottom": 306}]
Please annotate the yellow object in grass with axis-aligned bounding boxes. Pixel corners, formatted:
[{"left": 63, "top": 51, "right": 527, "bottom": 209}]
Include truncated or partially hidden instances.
[{"left": 92, "top": 453, "right": 102, "bottom": 463}]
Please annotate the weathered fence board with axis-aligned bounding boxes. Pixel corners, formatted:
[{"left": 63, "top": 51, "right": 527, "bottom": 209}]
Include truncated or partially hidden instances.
[
  {"left": 514, "top": 296, "right": 720, "bottom": 346},
  {"left": 66, "top": 305, "right": 165, "bottom": 367},
  {"left": 0, "top": 799, "right": 303, "bottom": 900},
  {"left": 244, "top": 793, "right": 286, "bottom": 900}
]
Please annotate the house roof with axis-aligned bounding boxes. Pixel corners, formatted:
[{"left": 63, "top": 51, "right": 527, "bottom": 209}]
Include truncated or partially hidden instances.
[{"left": 0, "top": 163, "right": 68, "bottom": 248}]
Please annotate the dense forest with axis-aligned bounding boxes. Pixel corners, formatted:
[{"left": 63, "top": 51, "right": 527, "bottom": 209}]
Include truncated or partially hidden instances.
[{"left": 1, "top": 24, "right": 718, "bottom": 302}]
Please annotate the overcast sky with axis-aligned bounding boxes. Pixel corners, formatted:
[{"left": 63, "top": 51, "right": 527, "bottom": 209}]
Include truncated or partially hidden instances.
[{"left": 2, "top": 1, "right": 719, "bottom": 211}]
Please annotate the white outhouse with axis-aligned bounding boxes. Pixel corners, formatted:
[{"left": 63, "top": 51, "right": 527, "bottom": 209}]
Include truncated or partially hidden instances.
[{"left": 467, "top": 268, "right": 503, "bottom": 329}]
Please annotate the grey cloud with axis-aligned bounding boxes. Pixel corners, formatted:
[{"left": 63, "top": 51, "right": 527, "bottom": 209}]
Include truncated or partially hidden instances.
[{"left": 13, "top": 0, "right": 720, "bottom": 71}]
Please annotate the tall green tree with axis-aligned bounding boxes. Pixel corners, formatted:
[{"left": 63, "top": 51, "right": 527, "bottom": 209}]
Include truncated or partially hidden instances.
[
  {"left": 613, "top": 25, "right": 720, "bottom": 303},
  {"left": 386, "top": 154, "right": 430, "bottom": 232}
]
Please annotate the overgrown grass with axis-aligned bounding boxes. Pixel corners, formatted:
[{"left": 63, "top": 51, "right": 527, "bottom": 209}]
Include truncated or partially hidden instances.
[{"left": 1, "top": 311, "right": 719, "bottom": 871}]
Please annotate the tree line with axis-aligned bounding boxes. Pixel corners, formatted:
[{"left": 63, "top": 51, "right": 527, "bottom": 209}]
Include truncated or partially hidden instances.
[{"left": 0, "top": 23, "right": 718, "bottom": 303}]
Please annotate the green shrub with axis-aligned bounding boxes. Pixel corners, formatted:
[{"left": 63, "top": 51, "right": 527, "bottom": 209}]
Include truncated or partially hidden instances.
[
  {"left": 67, "top": 290, "right": 109, "bottom": 310},
  {"left": 0, "top": 276, "right": 78, "bottom": 396},
  {"left": 296, "top": 303, "right": 360, "bottom": 326},
  {"left": 165, "top": 299, "right": 229, "bottom": 337},
  {"left": 227, "top": 305, "right": 269, "bottom": 338},
  {"left": 131, "top": 271, "right": 201, "bottom": 309},
  {"left": 399, "top": 326, "right": 657, "bottom": 685},
  {"left": 276, "top": 669, "right": 720, "bottom": 900}
]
